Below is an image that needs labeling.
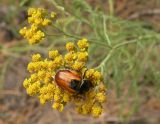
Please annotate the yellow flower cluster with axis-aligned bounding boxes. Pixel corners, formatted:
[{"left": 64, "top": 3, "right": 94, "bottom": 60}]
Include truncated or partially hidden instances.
[
  {"left": 23, "top": 51, "right": 71, "bottom": 112},
  {"left": 27, "top": 8, "right": 51, "bottom": 26},
  {"left": 23, "top": 39, "right": 107, "bottom": 117},
  {"left": 64, "top": 38, "right": 89, "bottom": 71},
  {"left": 77, "top": 38, "right": 89, "bottom": 51},
  {"left": 85, "top": 69, "right": 102, "bottom": 85},
  {"left": 19, "top": 8, "right": 56, "bottom": 45},
  {"left": 74, "top": 82, "right": 106, "bottom": 117}
]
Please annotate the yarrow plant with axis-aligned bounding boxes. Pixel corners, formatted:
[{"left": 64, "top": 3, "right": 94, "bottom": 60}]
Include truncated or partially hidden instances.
[{"left": 20, "top": 8, "right": 107, "bottom": 117}]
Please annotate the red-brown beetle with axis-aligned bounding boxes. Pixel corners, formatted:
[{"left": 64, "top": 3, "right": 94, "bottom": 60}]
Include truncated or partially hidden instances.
[{"left": 55, "top": 69, "right": 92, "bottom": 94}]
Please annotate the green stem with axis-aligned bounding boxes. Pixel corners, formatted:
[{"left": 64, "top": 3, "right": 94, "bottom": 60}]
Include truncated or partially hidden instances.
[
  {"left": 103, "top": 15, "right": 111, "bottom": 46},
  {"left": 50, "top": 24, "right": 112, "bottom": 48},
  {"left": 95, "top": 34, "right": 160, "bottom": 70},
  {"left": 95, "top": 48, "right": 114, "bottom": 70},
  {"left": 95, "top": 39, "right": 139, "bottom": 70},
  {"left": 109, "top": 0, "right": 114, "bottom": 16},
  {"left": 114, "top": 39, "right": 138, "bottom": 49}
]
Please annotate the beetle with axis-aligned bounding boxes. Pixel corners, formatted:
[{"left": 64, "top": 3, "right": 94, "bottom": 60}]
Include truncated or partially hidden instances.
[{"left": 54, "top": 69, "right": 92, "bottom": 94}]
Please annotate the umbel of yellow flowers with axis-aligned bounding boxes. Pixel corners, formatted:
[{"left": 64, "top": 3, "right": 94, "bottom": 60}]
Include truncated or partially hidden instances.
[
  {"left": 20, "top": 8, "right": 106, "bottom": 117},
  {"left": 23, "top": 39, "right": 106, "bottom": 117},
  {"left": 19, "top": 8, "right": 56, "bottom": 45}
]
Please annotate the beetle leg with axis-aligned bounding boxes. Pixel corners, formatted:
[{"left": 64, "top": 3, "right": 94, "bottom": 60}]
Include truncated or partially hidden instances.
[
  {"left": 52, "top": 76, "right": 55, "bottom": 80},
  {"left": 82, "top": 67, "right": 88, "bottom": 79}
]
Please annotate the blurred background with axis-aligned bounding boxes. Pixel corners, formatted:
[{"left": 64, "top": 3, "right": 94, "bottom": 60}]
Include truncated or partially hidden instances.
[{"left": 0, "top": 0, "right": 160, "bottom": 124}]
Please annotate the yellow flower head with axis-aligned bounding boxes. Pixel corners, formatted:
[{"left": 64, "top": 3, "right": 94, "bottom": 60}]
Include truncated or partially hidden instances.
[
  {"left": 19, "top": 27, "right": 27, "bottom": 36},
  {"left": 42, "top": 18, "right": 52, "bottom": 26},
  {"left": 77, "top": 52, "right": 88, "bottom": 62},
  {"left": 19, "top": 8, "right": 57, "bottom": 45},
  {"left": 63, "top": 93, "right": 71, "bottom": 102},
  {"left": 54, "top": 55, "right": 63, "bottom": 66},
  {"left": 52, "top": 103, "right": 64, "bottom": 112},
  {"left": 30, "top": 73, "right": 38, "bottom": 82},
  {"left": 96, "top": 93, "right": 106, "bottom": 103},
  {"left": 51, "top": 12, "right": 57, "bottom": 18},
  {"left": 72, "top": 61, "right": 85, "bottom": 71},
  {"left": 91, "top": 105, "right": 103, "bottom": 117},
  {"left": 28, "top": 8, "right": 36, "bottom": 16},
  {"left": 26, "top": 81, "right": 40, "bottom": 96},
  {"left": 32, "top": 54, "right": 41, "bottom": 62},
  {"left": 23, "top": 78, "right": 31, "bottom": 88},
  {"left": 49, "top": 50, "right": 59, "bottom": 59},
  {"left": 23, "top": 38, "right": 106, "bottom": 117},
  {"left": 85, "top": 69, "right": 95, "bottom": 79},
  {"left": 93, "top": 71, "right": 102, "bottom": 81},
  {"left": 64, "top": 52, "right": 76, "bottom": 62},
  {"left": 66, "top": 42, "right": 75, "bottom": 52},
  {"left": 54, "top": 94, "right": 61, "bottom": 102},
  {"left": 77, "top": 38, "right": 89, "bottom": 51},
  {"left": 38, "top": 70, "right": 46, "bottom": 80}
]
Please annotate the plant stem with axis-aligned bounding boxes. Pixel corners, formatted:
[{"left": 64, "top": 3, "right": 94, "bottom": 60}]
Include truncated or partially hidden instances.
[
  {"left": 103, "top": 15, "right": 111, "bottom": 46},
  {"left": 95, "top": 48, "right": 114, "bottom": 70},
  {"left": 109, "top": 0, "right": 114, "bottom": 16},
  {"left": 95, "top": 39, "right": 139, "bottom": 70},
  {"left": 50, "top": 24, "right": 112, "bottom": 48},
  {"left": 95, "top": 34, "right": 160, "bottom": 70}
]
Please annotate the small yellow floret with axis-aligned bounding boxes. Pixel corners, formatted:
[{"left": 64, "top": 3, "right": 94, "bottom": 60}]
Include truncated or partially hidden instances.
[
  {"left": 91, "top": 105, "right": 102, "bottom": 117},
  {"left": 30, "top": 73, "right": 38, "bottom": 82},
  {"left": 19, "top": 27, "right": 27, "bottom": 36},
  {"left": 28, "top": 17, "right": 34, "bottom": 23},
  {"left": 93, "top": 71, "right": 102, "bottom": 81},
  {"left": 54, "top": 55, "right": 63, "bottom": 67},
  {"left": 66, "top": 42, "right": 75, "bottom": 52},
  {"left": 34, "top": 18, "right": 43, "bottom": 25},
  {"left": 85, "top": 69, "right": 95, "bottom": 79},
  {"left": 63, "top": 93, "right": 70, "bottom": 102},
  {"left": 28, "top": 8, "right": 36, "bottom": 16},
  {"left": 53, "top": 87, "right": 63, "bottom": 101},
  {"left": 27, "top": 29, "right": 45, "bottom": 45},
  {"left": 51, "top": 12, "right": 57, "bottom": 18},
  {"left": 96, "top": 93, "right": 106, "bottom": 103},
  {"left": 32, "top": 54, "right": 41, "bottom": 62},
  {"left": 54, "top": 94, "right": 61, "bottom": 101},
  {"left": 81, "top": 102, "right": 93, "bottom": 115},
  {"left": 39, "top": 96, "right": 46, "bottom": 105},
  {"left": 23, "top": 79, "right": 31, "bottom": 88},
  {"left": 37, "top": 70, "right": 46, "bottom": 80},
  {"left": 27, "top": 81, "right": 40, "bottom": 96},
  {"left": 27, "top": 62, "right": 35, "bottom": 72},
  {"left": 52, "top": 103, "right": 64, "bottom": 112},
  {"left": 86, "top": 90, "right": 96, "bottom": 99},
  {"left": 64, "top": 52, "right": 76, "bottom": 62},
  {"left": 77, "top": 38, "right": 89, "bottom": 50},
  {"left": 49, "top": 50, "right": 59, "bottom": 59},
  {"left": 72, "top": 61, "right": 85, "bottom": 71},
  {"left": 77, "top": 52, "right": 88, "bottom": 62},
  {"left": 42, "top": 18, "right": 51, "bottom": 26}
]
